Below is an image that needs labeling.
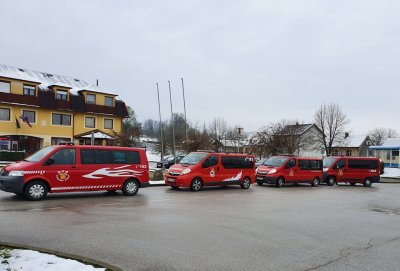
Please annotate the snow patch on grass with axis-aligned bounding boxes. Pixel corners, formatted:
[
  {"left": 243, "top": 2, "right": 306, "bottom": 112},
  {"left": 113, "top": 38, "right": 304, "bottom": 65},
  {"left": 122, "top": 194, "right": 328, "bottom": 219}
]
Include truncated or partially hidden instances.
[{"left": 0, "top": 247, "right": 105, "bottom": 271}]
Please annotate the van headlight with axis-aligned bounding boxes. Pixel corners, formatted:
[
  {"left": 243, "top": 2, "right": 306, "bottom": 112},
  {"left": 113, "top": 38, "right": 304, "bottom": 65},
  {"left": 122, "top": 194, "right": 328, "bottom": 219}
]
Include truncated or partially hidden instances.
[
  {"left": 267, "top": 169, "right": 277, "bottom": 174},
  {"left": 181, "top": 168, "right": 191, "bottom": 175},
  {"left": 9, "top": 171, "right": 24, "bottom": 176}
]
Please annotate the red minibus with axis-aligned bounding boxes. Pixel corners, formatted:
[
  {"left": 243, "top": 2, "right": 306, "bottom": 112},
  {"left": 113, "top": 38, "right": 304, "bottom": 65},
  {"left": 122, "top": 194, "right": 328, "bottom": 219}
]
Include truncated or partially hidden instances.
[
  {"left": 0, "top": 144, "right": 149, "bottom": 200},
  {"left": 323, "top": 156, "right": 381, "bottom": 187},
  {"left": 165, "top": 151, "right": 256, "bottom": 191},
  {"left": 256, "top": 156, "right": 323, "bottom": 187}
]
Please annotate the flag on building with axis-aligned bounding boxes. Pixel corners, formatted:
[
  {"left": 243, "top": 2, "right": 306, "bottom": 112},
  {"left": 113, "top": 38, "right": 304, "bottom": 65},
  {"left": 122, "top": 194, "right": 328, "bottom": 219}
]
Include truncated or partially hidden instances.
[
  {"left": 19, "top": 115, "right": 32, "bottom": 127},
  {"left": 15, "top": 117, "right": 21, "bottom": 129}
]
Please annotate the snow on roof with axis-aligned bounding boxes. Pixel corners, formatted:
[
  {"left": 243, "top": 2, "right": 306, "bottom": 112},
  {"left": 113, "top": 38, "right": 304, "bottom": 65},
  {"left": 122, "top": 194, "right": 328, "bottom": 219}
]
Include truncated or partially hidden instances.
[
  {"left": 334, "top": 135, "right": 368, "bottom": 148},
  {"left": 0, "top": 64, "right": 116, "bottom": 96},
  {"left": 77, "top": 84, "right": 116, "bottom": 95},
  {"left": 373, "top": 138, "right": 400, "bottom": 149},
  {"left": 283, "top": 124, "right": 314, "bottom": 135},
  {"left": 81, "top": 132, "right": 113, "bottom": 139}
]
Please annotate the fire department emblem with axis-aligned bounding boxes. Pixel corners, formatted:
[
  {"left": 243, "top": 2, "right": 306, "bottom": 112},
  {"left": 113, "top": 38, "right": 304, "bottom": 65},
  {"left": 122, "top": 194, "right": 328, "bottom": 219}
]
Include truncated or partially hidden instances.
[
  {"left": 338, "top": 170, "right": 343, "bottom": 176},
  {"left": 289, "top": 170, "right": 295, "bottom": 177},
  {"left": 56, "top": 170, "right": 70, "bottom": 182},
  {"left": 210, "top": 168, "right": 215, "bottom": 177}
]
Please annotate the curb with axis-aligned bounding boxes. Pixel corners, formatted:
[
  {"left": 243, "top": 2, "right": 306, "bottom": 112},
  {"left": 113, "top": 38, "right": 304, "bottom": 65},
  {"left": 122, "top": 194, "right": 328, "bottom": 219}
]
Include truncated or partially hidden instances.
[{"left": 0, "top": 242, "right": 122, "bottom": 271}]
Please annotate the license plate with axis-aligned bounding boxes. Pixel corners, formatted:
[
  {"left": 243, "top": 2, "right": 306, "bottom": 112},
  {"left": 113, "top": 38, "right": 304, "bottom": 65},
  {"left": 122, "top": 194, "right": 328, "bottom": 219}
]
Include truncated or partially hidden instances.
[
  {"left": 257, "top": 177, "right": 263, "bottom": 180},
  {"left": 168, "top": 178, "right": 175, "bottom": 182}
]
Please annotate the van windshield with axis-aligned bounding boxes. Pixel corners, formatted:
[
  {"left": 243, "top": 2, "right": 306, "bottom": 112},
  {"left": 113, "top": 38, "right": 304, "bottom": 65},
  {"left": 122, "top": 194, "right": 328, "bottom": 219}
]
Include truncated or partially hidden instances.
[
  {"left": 25, "top": 146, "right": 56, "bottom": 162},
  {"left": 263, "top": 157, "right": 288, "bottom": 167},
  {"left": 179, "top": 153, "right": 209, "bottom": 165},
  {"left": 323, "top": 158, "right": 337, "bottom": 168}
]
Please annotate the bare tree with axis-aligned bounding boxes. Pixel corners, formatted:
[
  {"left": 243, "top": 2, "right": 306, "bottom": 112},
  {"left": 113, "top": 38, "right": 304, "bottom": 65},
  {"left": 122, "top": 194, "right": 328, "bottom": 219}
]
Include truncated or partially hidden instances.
[
  {"left": 314, "top": 103, "right": 349, "bottom": 156},
  {"left": 114, "top": 106, "right": 142, "bottom": 146},
  {"left": 368, "top": 127, "right": 399, "bottom": 146}
]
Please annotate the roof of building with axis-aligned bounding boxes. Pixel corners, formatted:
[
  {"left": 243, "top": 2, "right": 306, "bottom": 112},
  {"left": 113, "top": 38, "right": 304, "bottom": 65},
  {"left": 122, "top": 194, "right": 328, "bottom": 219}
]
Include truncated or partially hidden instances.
[
  {"left": 333, "top": 135, "right": 369, "bottom": 148},
  {"left": 369, "top": 137, "right": 400, "bottom": 150},
  {"left": 283, "top": 123, "right": 322, "bottom": 136},
  {"left": 0, "top": 64, "right": 115, "bottom": 95}
]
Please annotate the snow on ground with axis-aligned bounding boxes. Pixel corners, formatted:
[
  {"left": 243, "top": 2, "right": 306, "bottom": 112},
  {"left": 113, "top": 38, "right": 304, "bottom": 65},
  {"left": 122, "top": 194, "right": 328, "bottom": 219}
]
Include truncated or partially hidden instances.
[
  {"left": 382, "top": 168, "right": 400, "bottom": 178},
  {"left": 0, "top": 248, "right": 105, "bottom": 271},
  {"left": 146, "top": 151, "right": 161, "bottom": 162}
]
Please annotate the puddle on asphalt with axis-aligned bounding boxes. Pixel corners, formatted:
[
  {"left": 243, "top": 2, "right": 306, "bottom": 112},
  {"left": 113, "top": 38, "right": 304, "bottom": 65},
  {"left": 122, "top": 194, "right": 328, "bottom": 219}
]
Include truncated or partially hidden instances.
[{"left": 369, "top": 206, "right": 400, "bottom": 216}]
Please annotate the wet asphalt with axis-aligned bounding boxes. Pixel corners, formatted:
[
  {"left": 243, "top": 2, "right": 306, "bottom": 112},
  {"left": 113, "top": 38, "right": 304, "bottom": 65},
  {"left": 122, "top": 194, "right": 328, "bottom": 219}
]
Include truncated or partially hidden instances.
[{"left": 1, "top": 182, "right": 400, "bottom": 271}]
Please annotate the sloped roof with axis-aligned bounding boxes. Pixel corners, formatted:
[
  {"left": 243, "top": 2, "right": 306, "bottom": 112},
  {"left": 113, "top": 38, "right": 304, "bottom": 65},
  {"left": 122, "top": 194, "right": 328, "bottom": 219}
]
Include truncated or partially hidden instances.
[
  {"left": 370, "top": 138, "right": 400, "bottom": 149},
  {"left": 283, "top": 124, "right": 315, "bottom": 135},
  {"left": 0, "top": 64, "right": 115, "bottom": 95},
  {"left": 0, "top": 64, "right": 89, "bottom": 90},
  {"left": 333, "top": 135, "right": 369, "bottom": 148}
]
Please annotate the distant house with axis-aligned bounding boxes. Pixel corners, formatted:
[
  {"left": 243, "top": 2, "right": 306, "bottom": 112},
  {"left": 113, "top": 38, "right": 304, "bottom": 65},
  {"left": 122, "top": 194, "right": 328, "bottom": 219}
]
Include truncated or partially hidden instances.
[
  {"left": 331, "top": 135, "right": 371, "bottom": 157},
  {"left": 368, "top": 138, "right": 400, "bottom": 168},
  {"left": 281, "top": 123, "right": 324, "bottom": 158}
]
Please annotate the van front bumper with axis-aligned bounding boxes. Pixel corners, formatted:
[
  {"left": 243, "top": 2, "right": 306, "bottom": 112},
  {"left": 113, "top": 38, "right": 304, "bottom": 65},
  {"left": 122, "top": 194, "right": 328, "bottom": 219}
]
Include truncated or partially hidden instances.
[
  {"left": 165, "top": 175, "right": 191, "bottom": 187},
  {"left": 0, "top": 176, "right": 25, "bottom": 194},
  {"left": 256, "top": 175, "right": 277, "bottom": 185}
]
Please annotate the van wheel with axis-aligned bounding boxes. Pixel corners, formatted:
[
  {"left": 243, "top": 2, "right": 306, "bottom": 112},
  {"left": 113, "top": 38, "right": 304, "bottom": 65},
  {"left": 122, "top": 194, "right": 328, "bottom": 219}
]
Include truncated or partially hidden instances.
[
  {"left": 190, "top": 178, "right": 202, "bottom": 192},
  {"left": 363, "top": 178, "right": 372, "bottom": 187},
  {"left": 311, "top": 178, "right": 320, "bottom": 187},
  {"left": 276, "top": 177, "right": 284, "bottom": 187},
  {"left": 122, "top": 179, "right": 139, "bottom": 196},
  {"left": 241, "top": 177, "right": 251, "bottom": 189},
  {"left": 257, "top": 181, "right": 263, "bottom": 186},
  {"left": 327, "top": 177, "right": 335, "bottom": 186},
  {"left": 24, "top": 181, "right": 48, "bottom": 201}
]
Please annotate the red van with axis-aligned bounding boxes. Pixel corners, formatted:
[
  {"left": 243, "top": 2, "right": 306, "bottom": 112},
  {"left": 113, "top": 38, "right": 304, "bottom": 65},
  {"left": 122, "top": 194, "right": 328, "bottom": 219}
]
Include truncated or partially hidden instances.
[
  {"left": 0, "top": 144, "right": 149, "bottom": 200},
  {"left": 256, "top": 156, "right": 322, "bottom": 187},
  {"left": 322, "top": 156, "right": 381, "bottom": 187},
  {"left": 165, "top": 151, "right": 256, "bottom": 191}
]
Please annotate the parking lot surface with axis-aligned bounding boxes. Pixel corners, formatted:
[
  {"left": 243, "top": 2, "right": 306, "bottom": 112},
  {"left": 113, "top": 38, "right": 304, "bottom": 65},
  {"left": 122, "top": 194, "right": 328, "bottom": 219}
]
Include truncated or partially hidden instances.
[{"left": 1, "top": 183, "right": 400, "bottom": 271}]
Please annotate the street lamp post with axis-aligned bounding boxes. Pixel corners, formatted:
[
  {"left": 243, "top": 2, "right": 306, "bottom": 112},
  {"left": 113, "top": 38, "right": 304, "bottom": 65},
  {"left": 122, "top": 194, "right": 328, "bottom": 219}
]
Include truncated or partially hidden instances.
[
  {"left": 168, "top": 81, "right": 176, "bottom": 161},
  {"left": 181, "top": 77, "right": 188, "bottom": 144},
  {"left": 156, "top": 83, "right": 164, "bottom": 169}
]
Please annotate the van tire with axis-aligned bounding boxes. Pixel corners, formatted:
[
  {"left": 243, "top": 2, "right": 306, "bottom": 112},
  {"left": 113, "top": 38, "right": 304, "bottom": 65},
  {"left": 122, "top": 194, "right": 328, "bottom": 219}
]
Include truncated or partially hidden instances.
[
  {"left": 363, "top": 178, "right": 372, "bottom": 187},
  {"left": 327, "top": 177, "right": 335, "bottom": 186},
  {"left": 190, "top": 178, "right": 203, "bottom": 192},
  {"left": 311, "top": 178, "right": 320, "bottom": 187},
  {"left": 276, "top": 177, "right": 284, "bottom": 187},
  {"left": 24, "top": 181, "right": 48, "bottom": 201},
  {"left": 122, "top": 179, "right": 139, "bottom": 196},
  {"left": 241, "top": 177, "right": 251, "bottom": 189}
]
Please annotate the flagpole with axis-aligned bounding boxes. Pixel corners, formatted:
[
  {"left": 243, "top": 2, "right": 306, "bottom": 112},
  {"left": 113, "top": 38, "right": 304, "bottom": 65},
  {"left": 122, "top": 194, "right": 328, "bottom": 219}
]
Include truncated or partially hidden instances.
[
  {"left": 181, "top": 77, "right": 188, "bottom": 143},
  {"left": 168, "top": 81, "right": 176, "bottom": 160},
  {"left": 156, "top": 83, "right": 164, "bottom": 169}
]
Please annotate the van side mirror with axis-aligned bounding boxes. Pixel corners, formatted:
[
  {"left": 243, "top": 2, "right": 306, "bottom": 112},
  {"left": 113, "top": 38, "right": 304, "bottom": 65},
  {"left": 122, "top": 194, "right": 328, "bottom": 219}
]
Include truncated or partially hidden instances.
[{"left": 44, "top": 158, "right": 55, "bottom": 166}]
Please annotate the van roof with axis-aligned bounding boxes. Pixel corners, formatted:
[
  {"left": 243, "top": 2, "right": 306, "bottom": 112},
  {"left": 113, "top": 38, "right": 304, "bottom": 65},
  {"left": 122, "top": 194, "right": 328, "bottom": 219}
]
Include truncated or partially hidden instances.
[{"left": 52, "top": 145, "right": 145, "bottom": 151}]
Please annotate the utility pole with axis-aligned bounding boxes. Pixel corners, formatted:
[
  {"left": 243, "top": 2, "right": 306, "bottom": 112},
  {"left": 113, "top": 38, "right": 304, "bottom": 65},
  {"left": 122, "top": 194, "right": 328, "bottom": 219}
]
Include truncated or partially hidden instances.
[
  {"left": 156, "top": 83, "right": 164, "bottom": 168},
  {"left": 168, "top": 81, "right": 176, "bottom": 161}
]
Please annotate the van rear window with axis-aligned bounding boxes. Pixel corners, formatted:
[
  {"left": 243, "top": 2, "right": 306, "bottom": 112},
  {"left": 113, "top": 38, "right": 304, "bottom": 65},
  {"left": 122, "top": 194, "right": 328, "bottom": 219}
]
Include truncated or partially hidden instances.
[
  {"left": 221, "top": 156, "right": 254, "bottom": 169},
  {"left": 348, "top": 159, "right": 378, "bottom": 169},
  {"left": 80, "top": 149, "right": 140, "bottom": 164}
]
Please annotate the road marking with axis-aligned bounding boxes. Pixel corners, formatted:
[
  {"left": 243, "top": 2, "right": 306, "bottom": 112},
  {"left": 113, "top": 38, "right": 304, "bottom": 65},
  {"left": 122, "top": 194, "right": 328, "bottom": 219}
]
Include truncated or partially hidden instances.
[{"left": 95, "top": 203, "right": 125, "bottom": 207}]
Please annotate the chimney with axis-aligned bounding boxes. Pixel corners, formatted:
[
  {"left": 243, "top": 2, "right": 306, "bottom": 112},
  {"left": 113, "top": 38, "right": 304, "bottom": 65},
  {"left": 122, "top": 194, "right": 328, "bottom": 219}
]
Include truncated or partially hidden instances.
[
  {"left": 344, "top": 132, "right": 349, "bottom": 139},
  {"left": 96, "top": 79, "right": 99, "bottom": 86}
]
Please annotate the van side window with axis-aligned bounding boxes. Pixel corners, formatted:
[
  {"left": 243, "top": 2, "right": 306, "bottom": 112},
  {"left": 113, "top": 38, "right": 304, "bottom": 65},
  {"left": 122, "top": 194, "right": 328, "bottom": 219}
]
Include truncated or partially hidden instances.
[
  {"left": 348, "top": 159, "right": 378, "bottom": 169},
  {"left": 221, "top": 156, "right": 254, "bottom": 169},
  {"left": 50, "top": 149, "right": 76, "bottom": 165},
  {"left": 285, "top": 159, "right": 296, "bottom": 169},
  {"left": 336, "top": 159, "right": 346, "bottom": 169},
  {"left": 80, "top": 150, "right": 141, "bottom": 164},
  {"left": 204, "top": 155, "right": 218, "bottom": 168},
  {"left": 310, "top": 160, "right": 322, "bottom": 170},
  {"left": 298, "top": 160, "right": 310, "bottom": 170}
]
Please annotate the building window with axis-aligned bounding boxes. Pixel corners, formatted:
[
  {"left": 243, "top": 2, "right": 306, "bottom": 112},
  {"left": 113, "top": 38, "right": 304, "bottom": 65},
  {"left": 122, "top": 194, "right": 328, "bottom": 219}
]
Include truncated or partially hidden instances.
[
  {"left": 0, "top": 108, "right": 10, "bottom": 121},
  {"left": 346, "top": 150, "right": 352, "bottom": 156},
  {"left": 392, "top": 150, "right": 399, "bottom": 158},
  {"left": 332, "top": 150, "right": 339, "bottom": 156},
  {"left": 52, "top": 113, "right": 71, "bottom": 126},
  {"left": 23, "top": 85, "right": 36, "bottom": 96},
  {"left": 51, "top": 137, "right": 72, "bottom": 145},
  {"left": 0, "top": 81, "right": 10, "bottom": 93},
  {"left": 85, "top": 117, "right": 95, "bottom": 128},
  {"left": 22, "top": 110, "right": 36, "bottom": 123},
  {"left": 56, "top": 90, "right": 68, "bottom": 100},
  {"left": 104, "top": 118, "right": 113, "bottom": 129},
  {"left": 105, "top": 96, "right": 113, "bottom": 107},
  {"left": 86, "top": 94, "right": 96, "bottom": 104}
]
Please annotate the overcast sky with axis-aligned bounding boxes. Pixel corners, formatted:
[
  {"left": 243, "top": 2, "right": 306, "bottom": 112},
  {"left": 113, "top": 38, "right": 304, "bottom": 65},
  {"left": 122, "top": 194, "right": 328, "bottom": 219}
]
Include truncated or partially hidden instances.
[{"left": 1, "top": 0, "right": 399, "bottom": 135}]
